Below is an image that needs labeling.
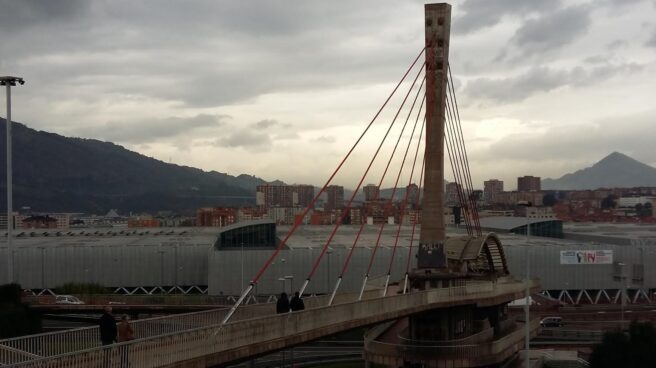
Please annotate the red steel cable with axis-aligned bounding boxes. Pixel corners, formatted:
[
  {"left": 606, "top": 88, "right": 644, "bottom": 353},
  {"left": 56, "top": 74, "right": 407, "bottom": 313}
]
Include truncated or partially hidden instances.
[
  {"left": 363, "top": 78, "right": 426, "bottom": 278},
  {"left": 446, "top": 71, "right": 481, "bottom": 236},
  {"left": 387, "top": 111, "right": 426, "bottom": 274},
  {"left": 338, "top": 81, "right": 426, "bottom": 280},
  {"left": 445, "top": 98, "right": 473, "bottom": 234},
  {"left": 404, "top": 157, "right": 426, "bottom": 274},
  {"left": 447, "top": 66, "right": 482, "bottom": 235},
  {"left": 248, "top": 48, "right": 426, "bottom": 285},
  {"left": 302, "top": 62, "right": 427, "bottom": 285}
]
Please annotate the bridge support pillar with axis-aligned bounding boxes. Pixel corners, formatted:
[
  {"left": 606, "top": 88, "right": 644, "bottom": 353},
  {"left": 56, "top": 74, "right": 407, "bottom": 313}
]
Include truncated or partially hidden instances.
[{"left": 418, "top": 2, "right": 451, "bottom": 270}]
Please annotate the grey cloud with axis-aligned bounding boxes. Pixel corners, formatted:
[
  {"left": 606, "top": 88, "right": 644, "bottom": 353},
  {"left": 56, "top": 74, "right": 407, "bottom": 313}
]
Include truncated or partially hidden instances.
[
  {"left": 75, "top": 113, "right": 227, "bottom": 144},
  {"left": 454, "top": 0, "right": 561, "bottom": 34},
  {"left": 464, "top": 62, "right": 642, "bottom": 103},
  {"left": 0, "top": 0, "right": 89, "bottom": 30},
  {"left": 472, "top": 111, "right": 656, "bottom": 168},
  {"left": 648, "top": 30, "right": 656, "bottom": 47},
  {"left": 0, "top": 0, "right": 416, "bottom": 108},
  {"left": 312, "top": 136, "right": 336, "bottom": 144},
  {"left": 607, "top": 40, "right": 628, "bottom": 51},
  {"left": 254, "top": 119, "right": 278, "bottom": 129},
  {"left": 509, "top": 5, "right": 592, "bottom": 57},
  {"left": 273, "top": 131, "right": 300, "bottom": 141},
  {"left": 216, "top": 129, "right": 271, "bottom": 150}
]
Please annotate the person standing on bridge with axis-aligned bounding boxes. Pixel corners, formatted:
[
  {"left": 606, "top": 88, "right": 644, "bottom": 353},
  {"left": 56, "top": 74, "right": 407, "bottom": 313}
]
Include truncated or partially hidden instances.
[
  {"left": 99, "top": 306, "right": 117, "bottom": 345},
  {"left": 290, "top": 291, "right": 305, "bottom": 311},
  {"left": 118, "top": 315, "right": 134, "bottom": 342},
  {"left": 118, "top": 315, "right": 134, "bottom": 367},
  {"left": 276, "top": 292, "right": 290, "bottom": 313}
]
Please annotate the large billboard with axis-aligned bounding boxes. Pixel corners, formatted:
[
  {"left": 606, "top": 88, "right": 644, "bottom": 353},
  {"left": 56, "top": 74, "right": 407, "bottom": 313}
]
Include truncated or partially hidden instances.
[{"left": 560, "top": 250, "right": 613, "bottom": 265}]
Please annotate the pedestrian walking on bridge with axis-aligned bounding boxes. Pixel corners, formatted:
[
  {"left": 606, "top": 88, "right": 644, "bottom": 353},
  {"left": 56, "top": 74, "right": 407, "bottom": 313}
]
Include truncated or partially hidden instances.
[
  {"left": 290, "top": 292, "right": 305, "bottom": 311},
  {"left": 276, "top": 292, "right": 290, "bottom": 313}
]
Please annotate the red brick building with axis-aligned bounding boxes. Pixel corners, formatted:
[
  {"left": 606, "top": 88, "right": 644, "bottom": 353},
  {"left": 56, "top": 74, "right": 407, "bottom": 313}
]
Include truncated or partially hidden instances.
[{"left": 196, "top": 208, "right": 237, "bottom": 227}]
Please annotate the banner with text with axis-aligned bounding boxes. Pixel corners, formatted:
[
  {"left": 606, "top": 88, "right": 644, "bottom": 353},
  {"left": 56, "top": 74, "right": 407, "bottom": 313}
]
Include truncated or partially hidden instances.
[{"left": 560, "top": 250, "right": 613, "bottom": 265}]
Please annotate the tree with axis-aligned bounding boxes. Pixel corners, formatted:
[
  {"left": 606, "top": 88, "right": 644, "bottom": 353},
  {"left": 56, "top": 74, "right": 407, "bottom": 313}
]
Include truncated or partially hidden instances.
[
  {"left": 542, "top": 193, "right": 558, "bottom": 207},
  {"left": 590, "top": 321, "right": 656, "bottom": 368},
  {"left": 0, "top": 283, "right": 42, "bottom": 338}
]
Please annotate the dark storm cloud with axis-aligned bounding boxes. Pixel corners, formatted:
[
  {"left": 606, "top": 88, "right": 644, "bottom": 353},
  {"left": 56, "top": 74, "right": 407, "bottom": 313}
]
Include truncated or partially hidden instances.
[
  {"left": 1, "top": 0, "right": 418, "bottom": 108},
  {"left": 0, "top": 0, "right": 89, "bottom": 30},
  {"left": 509, "top": 5, "right": 592, "bottom": 57},
  {"left": 454, "top": 0, "right": 561, "bottom": 34},
  {"left": 464, "top": 61, "right": 642, "bottom": 102},
  {"left": 74, "top": 114, "right": 227, "bottom": 144}
]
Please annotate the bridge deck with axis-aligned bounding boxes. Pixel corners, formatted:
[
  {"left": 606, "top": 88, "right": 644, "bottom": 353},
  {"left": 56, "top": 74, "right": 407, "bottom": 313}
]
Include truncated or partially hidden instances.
[{"left": 3, "top": 278, "right": 539, "bottom": 368}]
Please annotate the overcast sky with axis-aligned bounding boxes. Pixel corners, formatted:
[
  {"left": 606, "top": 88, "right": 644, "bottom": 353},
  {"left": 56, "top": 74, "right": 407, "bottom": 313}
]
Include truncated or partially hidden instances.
[{"left": 1, "top": 0, "right": 655, "bottom": 190}]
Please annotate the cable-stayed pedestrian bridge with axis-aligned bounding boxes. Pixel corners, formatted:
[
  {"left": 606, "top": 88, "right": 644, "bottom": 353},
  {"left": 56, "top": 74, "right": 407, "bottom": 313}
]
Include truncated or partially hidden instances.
[
  {"left": 2, "top": 3, "right": 543, "bottom": 367},
  {"left": 1, "top": 279, "right": 539, "bottom": 367}
]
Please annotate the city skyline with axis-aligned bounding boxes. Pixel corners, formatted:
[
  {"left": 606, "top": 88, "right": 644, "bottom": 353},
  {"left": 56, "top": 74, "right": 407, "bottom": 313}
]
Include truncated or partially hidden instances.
[{"left": 1, "top": 0, "right": 655, "bottom": 189}]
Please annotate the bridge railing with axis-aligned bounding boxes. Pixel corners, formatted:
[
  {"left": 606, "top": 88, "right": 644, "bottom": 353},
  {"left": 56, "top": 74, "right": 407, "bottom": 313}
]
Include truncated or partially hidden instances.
[
  {"left": 0, "top": 284, "right": 395, "bottom": 365},
  {"left": 0, "top": 305, "right": 264, "bottom": 365},
  {"left": 8, "top": 279, "right": 538, "bottom": 368}
]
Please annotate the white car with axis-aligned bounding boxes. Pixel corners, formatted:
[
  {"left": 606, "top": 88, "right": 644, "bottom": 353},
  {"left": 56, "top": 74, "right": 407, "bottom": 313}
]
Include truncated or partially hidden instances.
[{"left": 55, "top": 295, "right": 85, "bottom": 305}]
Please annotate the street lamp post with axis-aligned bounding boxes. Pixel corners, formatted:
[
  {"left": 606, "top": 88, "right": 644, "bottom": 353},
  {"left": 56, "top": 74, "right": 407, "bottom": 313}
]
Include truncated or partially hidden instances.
[
  {"left": 518, "top": 200, "right": 532, "bottom": 368},
  {"left": 285, "top": 275, "right": 294, "bottom": 295},
  {"left": 278, "top": 278, "right": 286, "bottom": 293},
  {"left": 174, "top": 244, "right": 178, "bottom": 293},
  {"left": 240, "top": 242, "right": 244, "bottom": 294},
  {"left": 326, "top": 248, "right": 333, "bottom": 294},
  {"left": 618, "top": 262, "right": 626, "bottom": 330},
  {"left": 1, "top": 76, "right": 25, "bottom": 284},
  {"left": 38, "top": 246, "right": 46, "bottom": 292},
  {"left": 158, "top": 249, "right": 166, "bottom": 293}
]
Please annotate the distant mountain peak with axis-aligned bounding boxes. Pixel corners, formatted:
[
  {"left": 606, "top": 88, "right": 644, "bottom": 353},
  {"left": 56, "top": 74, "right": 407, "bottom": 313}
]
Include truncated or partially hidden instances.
[
  {"left": 598, "top": 151, "right": 631, "bottom": 163},
  {"left": 542, "top": 152, "right": 656, "bottom": 190}
]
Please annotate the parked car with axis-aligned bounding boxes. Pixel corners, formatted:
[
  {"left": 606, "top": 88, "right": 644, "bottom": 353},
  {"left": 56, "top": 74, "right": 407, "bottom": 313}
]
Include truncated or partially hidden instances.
[
  {"left": 55, "top": 295, "right": 85, "bottom": 305},
  {"left": 540, "top": 316, "right": 563, "bottom": 327}
]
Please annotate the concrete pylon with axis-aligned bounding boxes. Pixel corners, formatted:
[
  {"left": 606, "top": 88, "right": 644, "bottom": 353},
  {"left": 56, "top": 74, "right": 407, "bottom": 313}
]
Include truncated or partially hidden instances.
[{"left": 417, "top": 2, "right": 451, "bottom": 269}]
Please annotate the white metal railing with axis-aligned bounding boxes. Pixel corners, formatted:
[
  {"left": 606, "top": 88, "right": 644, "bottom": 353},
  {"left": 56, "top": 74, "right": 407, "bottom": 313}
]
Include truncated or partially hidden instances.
[
  {"left": 0, "top": 304, "right": 270, "bottom": 365},
  {"left": 6, "top": 279, "right": 538, "bottom": 368},
  {"left": 0, "top": 287, "right": 392, "bottom": 365}
]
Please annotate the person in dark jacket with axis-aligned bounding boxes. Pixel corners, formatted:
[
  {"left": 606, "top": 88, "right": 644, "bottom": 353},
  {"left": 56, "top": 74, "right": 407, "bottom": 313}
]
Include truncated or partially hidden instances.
[
  {"left": 99, "top": 306, "right": 117, "bottom": 345},
  {"left": 290, "top": 292, "right": 305, "bottom": 311},
  {"left": 276, "top": 292, "right": 290, "bottom": 314}
]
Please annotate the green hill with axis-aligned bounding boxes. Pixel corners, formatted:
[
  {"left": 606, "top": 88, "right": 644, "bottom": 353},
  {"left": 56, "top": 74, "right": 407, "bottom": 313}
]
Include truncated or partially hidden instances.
[{"left": 0, "top": 119, "right": 264, "bottom": 214}]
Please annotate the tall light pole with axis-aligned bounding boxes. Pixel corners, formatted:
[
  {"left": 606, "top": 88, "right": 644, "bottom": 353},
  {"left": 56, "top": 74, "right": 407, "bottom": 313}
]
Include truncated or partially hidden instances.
[
  {"left": 618, "top": 262, "right": 626, "bottom": 330},
  {"left": 518, "top": 200, "right": 532, "bottom": 368},
  {"left": 240, "top": 242, "right": 244, "bottom": 294},
  {"left": 285, "top": 275, "right": 294, "bottom": 295},
  {"left": 1, "top": 76, "right": 25, "bottom": 284},
  {"left": 158, "top": 248, "right": 166, "bottom": 293},
  {"left": 326, "top": 248, "right": 333, "bottom": 294}
]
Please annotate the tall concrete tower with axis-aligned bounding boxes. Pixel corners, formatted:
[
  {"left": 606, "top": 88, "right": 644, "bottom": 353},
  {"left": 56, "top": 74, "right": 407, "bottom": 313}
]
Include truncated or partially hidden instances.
[{"left": 417, "top": 2, "right": 451, "bottom": 269}]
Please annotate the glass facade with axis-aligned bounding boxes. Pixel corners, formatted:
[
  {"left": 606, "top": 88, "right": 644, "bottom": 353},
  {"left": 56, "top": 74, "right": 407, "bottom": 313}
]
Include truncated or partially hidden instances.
[
  {"left": 215, "top": 223, "right": 278, "bottom": 249},
  {"left": 512, "top": 221, "right": 563, "bottom": 238}
]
